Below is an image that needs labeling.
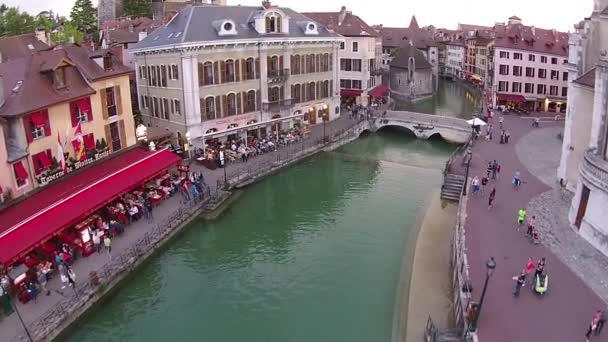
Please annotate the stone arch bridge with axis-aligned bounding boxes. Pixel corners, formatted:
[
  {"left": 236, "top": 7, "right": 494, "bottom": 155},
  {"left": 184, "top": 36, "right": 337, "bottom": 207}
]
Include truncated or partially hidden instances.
[{"left": 363, "top": 110, "right": 472, "bottom": 144}]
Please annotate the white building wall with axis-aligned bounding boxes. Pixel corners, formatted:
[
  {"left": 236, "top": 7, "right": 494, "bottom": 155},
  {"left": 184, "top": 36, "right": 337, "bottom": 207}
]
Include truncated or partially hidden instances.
[
  {"left": 338, "top": 35, "right": 382, "bottom": 99},
  {"left": 446, "top": 45, "right": 464, "bottom": 78}
]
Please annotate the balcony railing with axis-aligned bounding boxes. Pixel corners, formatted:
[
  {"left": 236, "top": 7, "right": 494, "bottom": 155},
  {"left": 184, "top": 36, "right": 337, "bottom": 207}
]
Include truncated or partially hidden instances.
[
  {"left": 268, "top": 69, "right": 290, "bottom": 84},
  {"left": 263, "top": 99, "right": 292, "bottom": 112},
  {"left": 581, "top": 150, "right": 608, "bottom": 192}
]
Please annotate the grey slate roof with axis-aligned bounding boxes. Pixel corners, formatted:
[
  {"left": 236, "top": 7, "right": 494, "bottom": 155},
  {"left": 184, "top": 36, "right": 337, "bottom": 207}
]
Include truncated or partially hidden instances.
[
  {"left": 132, "top": 5, "right": 341, "bottom": 51},
  {"left": 390, "top": 43, "right": 432, "bottom": 70}
]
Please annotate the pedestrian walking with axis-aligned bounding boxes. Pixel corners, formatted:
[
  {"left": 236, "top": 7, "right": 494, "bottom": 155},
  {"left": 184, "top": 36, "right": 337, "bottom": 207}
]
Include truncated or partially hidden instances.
[
  {"left": 513, "top": 170, "right": 522, "bottom": 189},
  {"left": 499, "top": 116, "right": 504, "bottom": 129},
  {"left": 486, "top": 162, "right": 493, "bottom": 178},
  {"left": 586, "top": 309, "right": 603, "bottom": 341},
  {"left": 92, "top": 228, "right": 101, "bottom": 253},
  {"left": 505, "top": 130, "right": 511, "bottom": 144},
  {"left": 597, "top": 310, "right": 606, "bottom": 335},
  {"left": 471, "top": 176, "right": 480, "bottom": 195},
  {"left": 36, "top": 265, "right": 50, "bottom": 296},
  {"left": 104, "top": 236, "right": 112, "bottom": 258},
  {"left": 527, "top": 215, "right": 537, "bottom": 236},
  {"left": 517, "top": 208, "right": 527, "bottom": 228},
  {"left": 481, "top": 176, "right": 488, "bottom": 193},
  {"left": 491, "top": 160, "right": 499, "bottom": 180},
  {"left": 65, "top": 264, "right": 76, "bottom": 290},
  {"left": 488, "top": 187, "right": 496, "bottom": 210},
  {"left": 535, "top": 257, "right": 546, "bottom": 278},
  {"left": 512, "top": 270, "right": 526, "bottom": 297}
]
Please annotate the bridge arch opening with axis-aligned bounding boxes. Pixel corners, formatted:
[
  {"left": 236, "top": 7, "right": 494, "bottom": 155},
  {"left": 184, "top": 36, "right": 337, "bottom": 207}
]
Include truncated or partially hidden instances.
[{"left": 377, "top": 125, "right": 416, "bottom": 137}]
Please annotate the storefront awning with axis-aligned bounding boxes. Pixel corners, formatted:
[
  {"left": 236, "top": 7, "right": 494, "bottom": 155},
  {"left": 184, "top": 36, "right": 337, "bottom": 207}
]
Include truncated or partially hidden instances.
[
  {"left": 340, "top": 89, "right": 363, "bottom": 97},
  {"left": 0, "top": 148, "right": 181, "bottom": 265},
  {"left": 496, "top": 93, "right": 526, "bottom": 103},
  {"left": 368, "top": 84, "right": 389, "bottom": 98}
]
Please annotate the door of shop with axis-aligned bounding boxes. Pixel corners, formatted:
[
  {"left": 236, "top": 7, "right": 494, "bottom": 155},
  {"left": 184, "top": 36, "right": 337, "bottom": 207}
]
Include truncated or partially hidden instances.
[
  {"left": 308, "top": 108, "right": 317, "bottom": 125},
  {"left": 574, "top": 185, "right": 590, "bottom": 229}
]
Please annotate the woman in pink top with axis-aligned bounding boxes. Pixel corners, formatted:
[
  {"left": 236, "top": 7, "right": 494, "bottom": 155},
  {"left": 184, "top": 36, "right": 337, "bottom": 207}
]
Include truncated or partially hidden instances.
[{"left": 526, "top": 215, "right": 536, "bottom": 236}]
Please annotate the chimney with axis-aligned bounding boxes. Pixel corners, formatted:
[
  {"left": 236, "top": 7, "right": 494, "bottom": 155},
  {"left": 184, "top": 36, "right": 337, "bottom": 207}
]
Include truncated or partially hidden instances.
[
  {"left": 338, "top": 6, "right": 347, "bottom": 26},
  {"left": 262, "top": 1, "right": 272, "bottom": 9},
  {"left": 35, "top": 27, "right": 48, "bottom": 45},
  {"left": 138, "top": 31, "right": 148, "bottom": 41}
]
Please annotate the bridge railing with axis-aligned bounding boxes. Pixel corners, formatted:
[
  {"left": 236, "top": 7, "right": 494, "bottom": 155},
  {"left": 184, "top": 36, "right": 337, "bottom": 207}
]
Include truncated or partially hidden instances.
[{"left": 384, "top": 110, "right": 471, "bottom": 131}]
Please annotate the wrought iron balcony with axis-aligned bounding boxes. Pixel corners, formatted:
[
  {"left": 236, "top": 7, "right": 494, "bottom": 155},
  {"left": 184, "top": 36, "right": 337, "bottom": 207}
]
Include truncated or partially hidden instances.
[
  {"left": 581, "top": 150, "right": 608, "bottom": 192},
  {"left": 267, "top": 68, "right": 290, "bottom": 84}
]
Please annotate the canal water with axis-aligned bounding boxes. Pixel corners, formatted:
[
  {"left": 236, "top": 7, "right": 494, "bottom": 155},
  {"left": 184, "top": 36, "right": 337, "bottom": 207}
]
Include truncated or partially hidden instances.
[
  {"left": 394, "top": 80, "right": 481, "bottom": 118},
  {"left": 60, "top": 129, "right": 454, "bottom": 342}
]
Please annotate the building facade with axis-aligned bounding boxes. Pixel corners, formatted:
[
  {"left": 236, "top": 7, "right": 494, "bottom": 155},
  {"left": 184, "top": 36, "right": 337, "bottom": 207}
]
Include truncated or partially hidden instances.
[
  {"left": 492, "top": 16, "right": 569, "bottom": 112},
  {"left": 445, "top": 41, "right": 465, "bottom": 79},
  {"left": 0, "top": 43, "right": 136, "bottom": 203},
  {"left": 304, "top": 6, "right": 382, "bottom": 105},
  {"left": 474, "top": 38, "right": 494, "bottom": 90},
  {"left": 130, "top": 3, "right": 342, "bottom": 148},
  {"left": 389, "top": 43, "right": 433, "bottom": 100},
  {"left": 557, "top": 0, "right": 608, "bottom": 256}
]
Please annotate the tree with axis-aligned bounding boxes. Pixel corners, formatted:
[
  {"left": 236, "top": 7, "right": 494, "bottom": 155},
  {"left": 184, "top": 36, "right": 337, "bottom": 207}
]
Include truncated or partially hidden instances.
[
  {"left": 70, "top": 0, "right": 96, "bottom": 35},
  {"left": 51, "top": 22, "right": 83, "bottom": 44},
  {"left": 1, "top": 7, "right": 35, "bottom": 36},
  {"left": 123, "top": 0, "right": 152, "bottom": 18}
]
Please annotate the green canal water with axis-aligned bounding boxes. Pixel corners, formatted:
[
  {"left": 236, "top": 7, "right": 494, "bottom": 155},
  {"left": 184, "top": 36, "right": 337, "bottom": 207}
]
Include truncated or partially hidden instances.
[
  {"left": 394, "top": 80, "right": 481, "bottom": 118},
  {"left": 59, "top": 129, "right": 454, "bottom": 342}
]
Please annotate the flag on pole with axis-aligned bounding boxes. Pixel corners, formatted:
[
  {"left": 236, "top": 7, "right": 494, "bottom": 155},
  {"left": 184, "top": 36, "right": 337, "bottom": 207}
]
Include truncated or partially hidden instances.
[
  {"left": 71, "top": 121, "right": 85, "bottom": 161},
  {"left": 57, "top": 133, "right": 66, "bottom": 171}
]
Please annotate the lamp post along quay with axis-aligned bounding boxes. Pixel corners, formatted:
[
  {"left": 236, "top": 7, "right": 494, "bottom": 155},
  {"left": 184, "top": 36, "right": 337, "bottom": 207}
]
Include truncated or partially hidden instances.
[{"left": 471, "top": 257, "right": 496, "bottom": 332}]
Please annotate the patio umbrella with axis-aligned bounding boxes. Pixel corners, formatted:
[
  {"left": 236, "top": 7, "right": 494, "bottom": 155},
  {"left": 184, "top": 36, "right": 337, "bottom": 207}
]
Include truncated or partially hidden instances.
[{"left": 466, "top": 118, "right": 487, "bottom": 126}]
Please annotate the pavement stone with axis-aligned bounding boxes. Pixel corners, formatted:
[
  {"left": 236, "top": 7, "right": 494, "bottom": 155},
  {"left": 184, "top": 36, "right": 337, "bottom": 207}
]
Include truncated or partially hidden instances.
[{"left": 514, "top": 124, "right": 563, "bottom": 188}]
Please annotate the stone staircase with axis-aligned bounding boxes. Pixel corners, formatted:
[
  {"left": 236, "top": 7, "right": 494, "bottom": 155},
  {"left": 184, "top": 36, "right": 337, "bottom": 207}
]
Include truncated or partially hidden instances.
[{"left": 441, "top": 174, "right": 465, "bottom": 201}]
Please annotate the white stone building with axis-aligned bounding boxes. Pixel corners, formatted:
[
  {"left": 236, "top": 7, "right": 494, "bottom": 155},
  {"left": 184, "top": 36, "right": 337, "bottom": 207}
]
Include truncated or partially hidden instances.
[
  {"left": 303, "top": 6, "right": 383, "bottom": 105},
  {"left": 557, "top": 0, "right": 608, "bottom": 256},
  {"left": 445, "top": 41, "right": 465, "bottom": 79},
  {"left": 492, "top": 16, "right": 569, "bottom": 112},
  {"left": 129, "top": 2, "right": 342, "bottom": 148},
  {"left": 389, "top": 43, "right": 434, "bottom": 100}
]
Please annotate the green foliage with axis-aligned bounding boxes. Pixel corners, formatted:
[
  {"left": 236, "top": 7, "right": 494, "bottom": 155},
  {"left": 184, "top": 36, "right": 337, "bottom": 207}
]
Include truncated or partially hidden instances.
[
  {"left": 100, "top": 138, "right": 108, "bottom": 149},
  {"left": 0, "top": 7, "right": 35, "bottom": 36},
  {"left": 123, "top": 0, "right": 152, "bottom": 18},
  {"left": 70, "top": 0, "right": 96, "bottom": 35},
  {"left": 51, "top": 21, "right": 83, "bottom": 44}
]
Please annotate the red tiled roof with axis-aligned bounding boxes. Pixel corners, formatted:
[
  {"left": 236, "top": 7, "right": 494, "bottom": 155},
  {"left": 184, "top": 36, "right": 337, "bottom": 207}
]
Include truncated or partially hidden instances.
[
  {"left": 458, "top": 23, "right": 493, "bottom": 31},
  {"left": 573, "top": 68, "right": 596, "bottom": 88},
  {"left": 0, "top": 148, "right": 182, "bottom": 265},
  {"left": 380, "top": 26, "right": 436, "bottom": 49},
  {"left": 493, "top": 23, "right": 568, "bottom": 56},
  {"left": 302, "top": 11, "right": 378, "bottom": 37},
  {"left": 0, "top": 33, "right": 49, "bottom": 62}
]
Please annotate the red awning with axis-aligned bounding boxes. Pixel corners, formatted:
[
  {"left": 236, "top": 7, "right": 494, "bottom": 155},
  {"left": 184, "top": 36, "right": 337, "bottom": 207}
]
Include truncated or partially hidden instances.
[
  {"left": 340, "top": 89, "right": 363, "bottom": 97},
  {"left": 0, "top": 148, "right": 181, "bottom": 265},
  {"left": 368, "top": 84, "right": 389, "bottom": 98},
  {"left": 37, "top": 151, "right": 51, "bottom": 169},
  {"left": 13, "top": 161, "right": 28, "bottom": 181},
  {"left": 496, "top": 93, "right": 526, "bottom": 103}
]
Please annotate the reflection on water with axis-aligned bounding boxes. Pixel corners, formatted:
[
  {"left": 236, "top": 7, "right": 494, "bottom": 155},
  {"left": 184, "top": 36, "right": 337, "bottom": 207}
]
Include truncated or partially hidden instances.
[
  {"left": 394, "top": 80, "right": 481, "bottom": 119},
  {"left": 60, "top": 131, "right": 454, "bottom": 342}
]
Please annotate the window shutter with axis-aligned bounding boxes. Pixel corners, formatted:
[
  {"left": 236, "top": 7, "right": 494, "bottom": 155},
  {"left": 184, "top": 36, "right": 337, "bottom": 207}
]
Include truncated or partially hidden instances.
[
  {"left": 302, "top": 83, "right": 306, "bottom": 102},
  {"left": 316, "top": 54, "right": 320, "bottom": 72},
  {"left": 84, "top": 97, "right": 93, "bottom": 121},
  {"left": 118, "top": 119, "right": 127, "bottom": 149},
  {"left": 279, "top": 56, "right": 284, "bottom": 71},
  {"left": 222, "top": 95, "right": 228, "bottom": 117},
  {"left": 198, "top": 63, "right": 204, "bottom": 86},
  {"left": 215, "top": 96, "right": 222, "bottom": 118},
  {"left": 301, "top": 55, "right": 306, "bottom": 73},
  {"left": 236, "top": 93, "right": 242, "bottom": 115},
  {"left": 32, "top": 152, "right": 41, "bottom": 175},
  {"left": 267, "top": 56, "right": 271, "bottom": 76},
  {"left": 255, "top": 58, "right": 260, "bottom": 79},
  {"left": 70, "top": 102, "right": 79, "bottom": 127},
  {"left": 316, "top": 82, "right": 320, "bottom": 100},
  {"left": 265, "top": 17, "right": 271, "bottom": 33},
  {"left": 235, "top": 59, "right": 241, "bottom": 82},
  {"left": 43, "top": 110, "right": 51, "bottom": 137},
  {"left": 200, "top": 98, "right": 206, "bottom": 120},
  {"left": 104, "top": 124, "right": 112, "bottom": 152},
  {"left": 241, "top": 92, "right": 247, "bottom": 112},
  {"left": 24, "top": 117, "right": 33, "bottom": 143},
  {"left": 279, "top": 86, "right": 284, "bottom": 102},
  {"left": 101, "top": 88, "right": 109, "bottom": 119},
  {"left": 256, "top": 90, "right": 261, "bottom": 111},
  {"left": 114, "top": 86, "right": 123, "bottom": 116},
  {"left": 220, "top": 61, "right": 226, "bottom": 84},
  {"left": 213, "top": 61, "right": 220, "bottom": 84},
  {"left": 46, "top": 149, "right": 53, "bottom": 165},
  {"left": 330, "top": 80, "right": 333, "bottom": 96}
]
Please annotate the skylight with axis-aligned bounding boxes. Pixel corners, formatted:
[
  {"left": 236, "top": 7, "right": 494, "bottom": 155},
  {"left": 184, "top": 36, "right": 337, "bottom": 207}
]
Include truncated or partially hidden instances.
[{"left": 174, "top": 32, "right": 182, "bottom": 38}]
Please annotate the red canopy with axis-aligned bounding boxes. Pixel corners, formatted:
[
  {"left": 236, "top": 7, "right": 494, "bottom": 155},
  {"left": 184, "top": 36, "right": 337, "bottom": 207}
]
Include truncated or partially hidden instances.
[
  {"left": 0, "top": 148, "right": 181, "bottom": 265},
  {"left": 13, "top": 161, "right": 28, "bottom": 181},
  {"left": 340, "top": 89, "right": 363, "bottom": 97},
  {"left": 368, "top": 84, "right": 389, "bottom": 98},
  {"left": 496, "top": 93, "right": 526, "bottom": 103}
]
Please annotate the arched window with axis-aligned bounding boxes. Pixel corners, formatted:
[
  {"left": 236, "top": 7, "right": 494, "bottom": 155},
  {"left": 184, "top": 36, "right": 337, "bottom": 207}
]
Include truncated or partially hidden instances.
[
  {"left": 245, "top": 58, "right": 255, "bottom": 79},
  {"left": 226, "top": 93, "right": 237, "bottom": 116},
  {"left": 199, "top": 62, "right": 214, "bottom": 86},
  {"left": 322, "top": 80, "right": 329, "bottom": 98},
  {"left": 268, "top": 56, "right": 279, "bottom": 77},
  {"left": 308, "top": 54, "right": 316, "bottom": 73},
  {"left": 269, "top": 86, "right": 281, "bottom": 102},
  {"left": 292, "top": 55, "right": 300, "bottom": 74},
  {"left": 323, "top": 53, "right": 329, "bottom": 71},
  {"left": 293, "top": 84, "right": 301, "bottom": 103},
  {"left": 204, "top": 96, "right": 215, "bottom": 120},
  {"left": 245, "top": 90, "right": 256, "bottom": 112},
  {"left": 265, "top": 13, "right": 282, "bottom": 33},
  {"left": 225, "top": 59, "right": 235, "bottom": 82},
  {"left": 307, "top": 82, "right": 316, "bottom": 101}
]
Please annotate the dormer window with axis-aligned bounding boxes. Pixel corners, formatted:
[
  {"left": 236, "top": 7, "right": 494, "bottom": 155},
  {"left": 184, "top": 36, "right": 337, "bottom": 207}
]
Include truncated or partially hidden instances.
[
  {"left": 54, "top": 67, "right": 66, "bottom": 89},
  {"left": 265, "top": 12, "right": 282, "bottom": 33},
  {"left": 103, "top": 54, "right": 113, "bottom": 70},
  {"left": 304, "top": 22, "right": 318, "bottom": 35},
  {"left": 217, "top": 19, "right": 237, "bottom": 36}
]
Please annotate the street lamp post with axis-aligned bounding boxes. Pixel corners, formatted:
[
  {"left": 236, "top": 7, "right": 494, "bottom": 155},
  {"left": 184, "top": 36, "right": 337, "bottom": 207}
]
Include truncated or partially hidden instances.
[{"left": 470, "top": 257, "right": 496, "bottom": 332}]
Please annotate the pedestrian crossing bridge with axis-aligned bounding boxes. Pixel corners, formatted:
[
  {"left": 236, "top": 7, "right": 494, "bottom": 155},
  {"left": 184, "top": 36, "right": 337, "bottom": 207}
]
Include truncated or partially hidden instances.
[{"left": 365, "top": 110, "right": 472, "bottom": 144}]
